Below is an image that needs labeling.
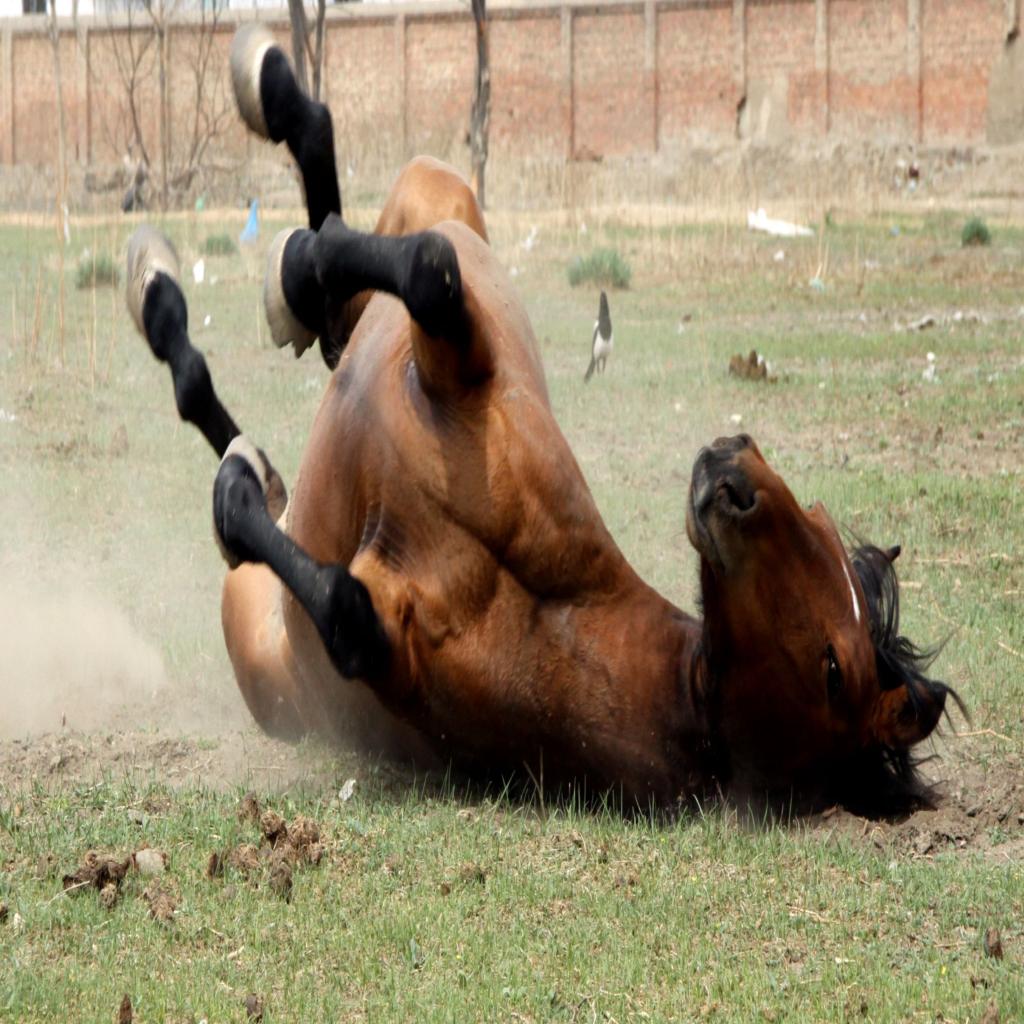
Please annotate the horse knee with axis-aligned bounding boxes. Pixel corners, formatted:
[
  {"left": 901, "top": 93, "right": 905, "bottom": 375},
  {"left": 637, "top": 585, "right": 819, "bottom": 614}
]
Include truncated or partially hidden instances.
[{"left": 214, "top": 437, "right": 386, "bottom": 681}]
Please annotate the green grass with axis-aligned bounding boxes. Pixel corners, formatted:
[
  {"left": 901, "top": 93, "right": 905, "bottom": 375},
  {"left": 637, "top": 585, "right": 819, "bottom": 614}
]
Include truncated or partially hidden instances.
[
  {"left": 74, "top": 251, "right": 120, "bottom": 290},
  {"left": 567, "top": 247, "right": 632, "bottom": 288},
  {"left": 961, "top": 216, "right": 992, "bottom": 247},
  {"left": 1, "top": 776, "right": 1021, "bottom": 1022},
  {"left": 202, "top": 232, "right": 238, "bottom": 257},
  {"left": 1, "top": 203, "right": 1023, "bottom": 1020}
]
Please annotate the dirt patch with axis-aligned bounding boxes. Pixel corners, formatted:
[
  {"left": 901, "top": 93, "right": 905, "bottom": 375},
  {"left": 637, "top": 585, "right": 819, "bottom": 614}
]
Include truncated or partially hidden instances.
[
  {"left": 807, "top": 749, "right": 1024, "bottom": 861},
  {"left": 0, "top": 728, "right": 361, "bottom": 797},
  {"left": 3, "top": 727, "right": 1020, "bottom": 860}
]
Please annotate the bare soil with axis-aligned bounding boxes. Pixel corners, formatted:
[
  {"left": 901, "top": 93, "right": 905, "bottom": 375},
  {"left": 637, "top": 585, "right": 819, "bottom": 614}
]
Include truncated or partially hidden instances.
[
  {"left": 808, "top": 747, "right": 1024, "bottom": 863},
  {"left": 3, "top": 720, "right": 1020, "bottom": 861}
]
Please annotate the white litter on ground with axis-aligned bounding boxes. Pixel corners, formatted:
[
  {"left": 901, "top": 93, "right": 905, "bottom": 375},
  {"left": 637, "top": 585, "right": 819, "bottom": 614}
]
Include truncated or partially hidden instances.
[
  {"left": 922, "top": 351, "right": 938, "bottom": 383},
  {"left": 747, "top": 208, "right": 814, "bottom": 238}
]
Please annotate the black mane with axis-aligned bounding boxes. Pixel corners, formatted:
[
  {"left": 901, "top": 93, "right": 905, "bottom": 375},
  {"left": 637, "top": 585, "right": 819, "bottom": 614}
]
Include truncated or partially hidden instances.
[{"left": 828, "top": 544, "right": 967, "bottom": 818}]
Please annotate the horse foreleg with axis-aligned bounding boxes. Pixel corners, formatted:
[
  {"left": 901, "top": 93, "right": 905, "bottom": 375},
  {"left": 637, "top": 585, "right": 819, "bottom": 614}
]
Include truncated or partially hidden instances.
[
  {"left": 214, "top": 438, "right": 391, "bottom": 682},
  {"left": 127, "top": 227, "right": 288, "bottom": 519},
  {"left": 313, "top": 217, "right": 492, "bottom": 394},
  {"left": 127, "top": 227, "right": 241, "bottom": 459}
]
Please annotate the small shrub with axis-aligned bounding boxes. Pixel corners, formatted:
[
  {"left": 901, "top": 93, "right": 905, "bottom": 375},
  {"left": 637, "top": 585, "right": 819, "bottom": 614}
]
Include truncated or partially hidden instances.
[
  {"left": 567, "top": 248, "right": 631, "bottom": 289},
  {"left": 75, "top": 253, "right": 120, "bottom": 290},
  {"left": 203, "top": 233, "right": 237, "bottom": 256},
  {"left": 961, "top": 216, "right": 991, "bottom": 248}
]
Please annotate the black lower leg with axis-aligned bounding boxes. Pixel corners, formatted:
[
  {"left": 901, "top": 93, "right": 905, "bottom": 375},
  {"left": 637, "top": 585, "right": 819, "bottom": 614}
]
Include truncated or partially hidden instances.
[
  {"left": 142, "top": 271, "right": 240, "bottom": 458},
  {"left": 279, "top": 229, "right": 327, "bottom": 338},
  {"left": 313, "top": 215, "right": 465, "bottom": 341},
  {"left": 213, "top": 454, "right": 390, "bottom": 681},
  {"left": 260, "top": 48, "right": 341, "bottom": 232}
]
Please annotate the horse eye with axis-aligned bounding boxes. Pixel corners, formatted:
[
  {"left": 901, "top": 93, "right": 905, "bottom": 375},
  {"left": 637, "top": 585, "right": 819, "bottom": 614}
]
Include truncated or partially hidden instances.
[{"left": 826, "top": 645, "right": 843, "bottom": 700}]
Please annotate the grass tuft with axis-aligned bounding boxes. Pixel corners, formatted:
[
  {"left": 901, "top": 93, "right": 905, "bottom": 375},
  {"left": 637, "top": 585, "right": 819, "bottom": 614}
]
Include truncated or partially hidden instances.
[
  {"left": 202, "top": 233, "right": 238, "bottom": 256},
  {"left": 74, "top": 253, "right": 120, "bottom": 290},
  {"left": 567, "top": 248, "right": 631, "bottom": 289},
  {"left": 961, "top": 216, "right": 991, "bottom": 247}
]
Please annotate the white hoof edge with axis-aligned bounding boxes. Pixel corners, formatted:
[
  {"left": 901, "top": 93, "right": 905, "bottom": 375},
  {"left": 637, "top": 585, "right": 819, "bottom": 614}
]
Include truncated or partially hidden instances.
[
  {"left": 264, "top": 228, "right": 318, "bottom": 358},
  {"left": 230, "top": 23, "right": 278, "bottom": 140},
  {"left": 216, "top": 434, "right": 289, "bottom": 569},
  {"left": 125, "top": 226, "right": 180, "bottom": 338}
]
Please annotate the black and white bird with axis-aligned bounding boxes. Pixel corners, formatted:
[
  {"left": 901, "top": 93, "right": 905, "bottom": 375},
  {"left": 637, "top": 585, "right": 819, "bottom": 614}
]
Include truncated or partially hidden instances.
[{"left": 583, "top": 291, "right": 613, "bottom": 383}]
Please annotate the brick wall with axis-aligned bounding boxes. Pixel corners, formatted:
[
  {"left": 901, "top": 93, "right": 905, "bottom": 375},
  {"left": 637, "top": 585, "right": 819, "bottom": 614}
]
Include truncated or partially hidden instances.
[{"left": 0, "top": 0, "right": 1021, "bottom": 172}]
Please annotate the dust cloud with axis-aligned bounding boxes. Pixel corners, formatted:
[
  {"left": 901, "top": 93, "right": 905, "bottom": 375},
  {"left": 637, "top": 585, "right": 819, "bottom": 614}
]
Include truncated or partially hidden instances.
[{"left": 0, "top": 583, "right": 170, "bottom": 740}]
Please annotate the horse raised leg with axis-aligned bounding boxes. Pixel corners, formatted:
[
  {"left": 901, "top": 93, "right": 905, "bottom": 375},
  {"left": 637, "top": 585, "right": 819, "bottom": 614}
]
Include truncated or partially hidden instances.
[
  {"left": 231, "top": 24, "right": 341, "bottom": 232},
  {"left": 213, "top": 435, "right": 390, "bottom": 682},
  {"left": 126, "top": 228, "right": 241, "bottom": 460},
  {"left": 128, "top": 222, "right": 405, "bottom": 739},
  {"left": 216, "top": 215, "right": 493, "bottom": 677},
  {"left": 231, "top": 24, "right": 487, "bottom": 367}
]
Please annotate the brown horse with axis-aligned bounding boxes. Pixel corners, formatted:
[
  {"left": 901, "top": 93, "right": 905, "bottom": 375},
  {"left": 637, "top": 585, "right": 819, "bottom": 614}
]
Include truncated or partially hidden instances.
[{"left": 126, "top": 27, "right": 960, "bottom": 815}]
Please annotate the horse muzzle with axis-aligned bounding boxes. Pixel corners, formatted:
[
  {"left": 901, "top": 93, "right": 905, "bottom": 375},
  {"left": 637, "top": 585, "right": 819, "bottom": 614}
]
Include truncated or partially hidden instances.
[{"left": 686, "top": 434, "right": 761, "bottom": 568}]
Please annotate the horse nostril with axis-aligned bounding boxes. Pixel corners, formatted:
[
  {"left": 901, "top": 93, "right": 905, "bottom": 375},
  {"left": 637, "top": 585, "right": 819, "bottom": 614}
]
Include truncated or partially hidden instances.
[{"left": 718, "top": 477, "right": 756, "bottom": 513}]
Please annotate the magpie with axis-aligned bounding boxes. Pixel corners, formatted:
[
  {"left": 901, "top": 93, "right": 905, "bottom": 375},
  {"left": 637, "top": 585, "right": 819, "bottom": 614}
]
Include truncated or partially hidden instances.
[{"left": 584, "top": 290, "right": 613, "bottom": 383}]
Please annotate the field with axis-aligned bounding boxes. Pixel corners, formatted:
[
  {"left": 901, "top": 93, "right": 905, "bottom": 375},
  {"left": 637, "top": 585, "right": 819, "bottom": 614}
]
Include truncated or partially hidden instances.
[{"left": 0, "top": 190, "right": 1022, "bottom": 1022}]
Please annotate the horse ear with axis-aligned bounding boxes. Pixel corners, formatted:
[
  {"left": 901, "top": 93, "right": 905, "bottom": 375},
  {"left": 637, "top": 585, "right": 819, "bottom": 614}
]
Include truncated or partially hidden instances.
[
  {"left": 884, "top": 544, "right": 901, "bottom": 563},
  {"left": 871, "top": 676, "right": 946, "bottom": 749}
]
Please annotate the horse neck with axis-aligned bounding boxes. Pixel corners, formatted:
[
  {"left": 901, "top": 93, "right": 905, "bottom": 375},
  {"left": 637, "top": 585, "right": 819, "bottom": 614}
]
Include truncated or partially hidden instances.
[{"left": 601, "top": 575, "right": 710, "bottom": 749}]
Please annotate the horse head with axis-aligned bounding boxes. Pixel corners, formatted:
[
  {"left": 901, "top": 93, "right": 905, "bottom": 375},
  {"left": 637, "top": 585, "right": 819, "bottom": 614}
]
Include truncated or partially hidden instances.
[{"left": 687, "top": 434, "right": 961, "bottom": 813}]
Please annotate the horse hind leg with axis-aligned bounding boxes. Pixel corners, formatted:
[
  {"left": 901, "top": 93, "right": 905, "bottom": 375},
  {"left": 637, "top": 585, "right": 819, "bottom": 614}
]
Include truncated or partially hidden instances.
[{"left": 231, "top": 24, "right": 340, "bottom": 232}]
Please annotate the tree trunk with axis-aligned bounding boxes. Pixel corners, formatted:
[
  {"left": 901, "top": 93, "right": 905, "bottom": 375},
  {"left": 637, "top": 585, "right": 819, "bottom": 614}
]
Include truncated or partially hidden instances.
[
  {"left": 469, "top": 0, "right": 490, "bottom": 209},
  {"left": 310, "top": 0, "right": 327, "bottom": 102},
  {"left": 287, "top": 0, "right": 310, "bottom": 96}
]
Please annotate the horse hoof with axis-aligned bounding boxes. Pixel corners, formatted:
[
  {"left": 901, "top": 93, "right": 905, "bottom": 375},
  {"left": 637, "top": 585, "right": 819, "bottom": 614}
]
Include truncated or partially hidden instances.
[
  {"left": 230, "top": 23, "right": 278, "bottom": 140},
  {"left": 264, "top": 228, "right": 318, "bottom": 357},
  {"left": 214, "top": 434, "right": 288, "bottom": 569},
  {"left": 125, "top": 225, "right": 180, "bottom": 339}
]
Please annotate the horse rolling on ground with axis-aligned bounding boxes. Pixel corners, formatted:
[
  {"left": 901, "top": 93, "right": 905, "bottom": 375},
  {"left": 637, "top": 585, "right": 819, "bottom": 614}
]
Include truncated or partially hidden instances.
[{"left": 126, "top": 25, "right": 961, "bottom": 816}]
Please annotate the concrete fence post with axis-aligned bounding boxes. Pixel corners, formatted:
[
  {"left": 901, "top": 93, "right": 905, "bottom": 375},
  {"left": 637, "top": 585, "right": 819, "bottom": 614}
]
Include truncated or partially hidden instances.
[
  {"left": 561, "top": 3, "right": 573, "bottom": 159},
  {"left": 815, "top": 0, "right": 830, "bottom": 135},
  {"left": 2, "top": 27, "right": 12, "bottom": 165},
  {"left": 77, "top": 23, "right": 89, "bottom": 164},
  {"left": 907, "top": 0, "right": 923, "bottom": 142},
  {"left": 644, "top": 0, "right": 657, "bottom": 152},
  {"left": 396, "top": 12, "right": 407, "bottom": 158},
  {"left": 732, "top": 0, "right": 746, "bottom": 136}
]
